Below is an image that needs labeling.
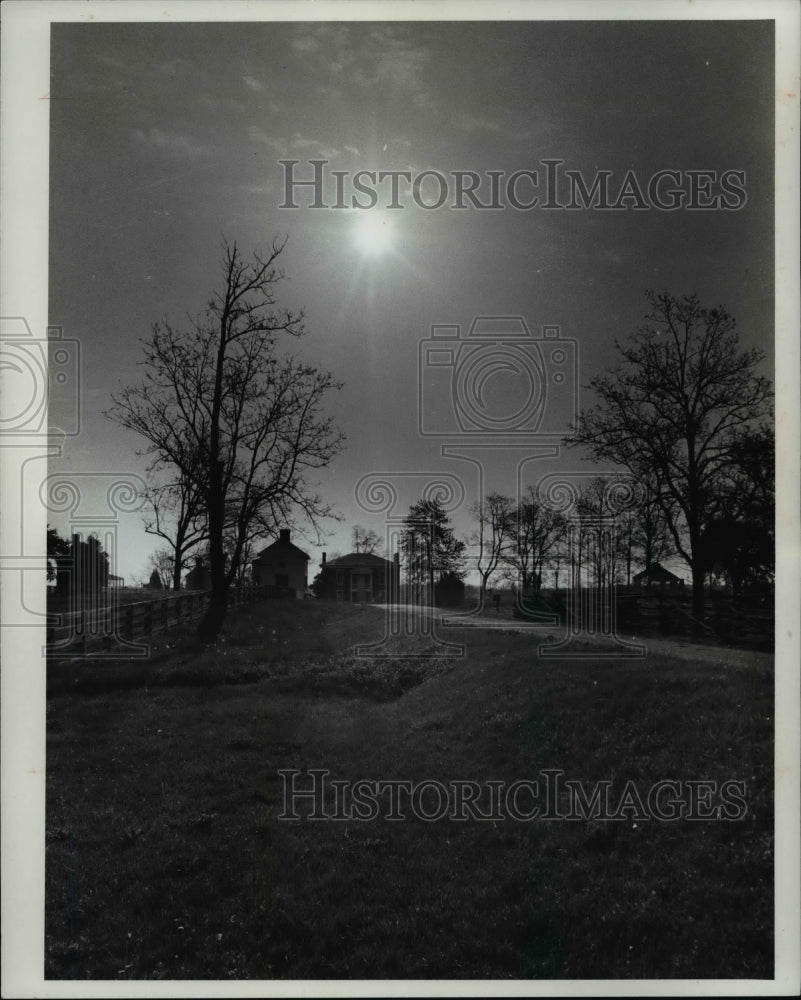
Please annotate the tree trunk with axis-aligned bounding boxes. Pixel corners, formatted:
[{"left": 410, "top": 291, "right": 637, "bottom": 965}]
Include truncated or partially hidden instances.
[
  {"left": 198, "top": 589, "right": 228, "bottom": 642},
  {"left": 690, "top": 562, "right": 705, "bottom": 634},
  {"left": 688, "top": 518, "right": 705, "bottom": 634},
  {"left": 198, "top": 461, "right": 228, "bottom": 641}
]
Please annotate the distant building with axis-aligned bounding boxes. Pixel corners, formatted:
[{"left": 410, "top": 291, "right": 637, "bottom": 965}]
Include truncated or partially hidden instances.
[
  {"left": 632, "top": 563, "right": 684, "bottom": 590},
  {"left": 314, "top": 551, "right": 400, "bottom": 603},
  {"left": 185, "top": 557, "right": 212, "bottom": 591},
  {"left": 251, "top": 529, "right": 310, "bottom": 596},
  {"left": 435, "top": 571, "right": 465, "bottom": 607}
]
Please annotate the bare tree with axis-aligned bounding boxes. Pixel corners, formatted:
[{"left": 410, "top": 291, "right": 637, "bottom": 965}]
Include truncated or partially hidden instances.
[
  {"left": 107, "top": 237, "right": 345, "bottom": 640},
  {"left": 147, "top": 547, "right": 178, "bottom": 589},
  {"left": 141, "top": 472, "right": 207, "bottom": 590},
  {"left": 575, "top": 478, "right": 635, "bottom": 588},
  {"left": 471, "top": 492, "right": 513, "bottom": 606},
  {"left": 701, "top": 423, "right": 774, "bottom": 595},
  {"left": 351, "top": 525, "right": 383, "bottom": 555},
  {"left": 504, "top": 487, "right": 567, "bottom": 594},
  {"left": 566, "top": 290, "right": 772, "bottom": 624},
  {"left": 633, "top": 473, "right": 674, "bottom": 574}
]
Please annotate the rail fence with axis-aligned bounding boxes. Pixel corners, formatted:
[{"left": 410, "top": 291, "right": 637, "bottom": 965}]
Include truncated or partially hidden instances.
[
  {"left": 514, "top": 589, "right": 773, "bottom": 649},
  {"left": 46, "top": 584, "right": 292, "bottom": 660}
]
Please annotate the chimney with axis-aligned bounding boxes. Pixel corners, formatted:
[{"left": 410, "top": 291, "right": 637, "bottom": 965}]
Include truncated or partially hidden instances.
[
  {"left": 279, "top": 528, "right": 290, "bottom": 544},
  {"left": 321, "top": 552, "right": 327, "bottom": 565}
]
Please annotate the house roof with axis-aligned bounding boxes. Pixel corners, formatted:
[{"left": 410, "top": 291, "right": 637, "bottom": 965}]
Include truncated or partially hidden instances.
[
  {"left": 253, "top": 538, "right": 310, "bottom": 562},
  {"left": 632, "top": 562, "right": 682, "bottom": 583},
  {"left": 324, "top": 552, "right": 394, "bottom": 569}
]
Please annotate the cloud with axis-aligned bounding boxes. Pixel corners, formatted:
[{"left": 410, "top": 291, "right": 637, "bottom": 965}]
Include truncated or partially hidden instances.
[
  {"left": 247, "top": 125, "right": 287, "bottom": 155},
  {"left": 199, "top": 94, "right": 245, "bottom": 115},
  {"left": 292, "top": 34, "right": 321, "bottom": 54},
  {"left": 243, "top": 75, "right": 264, "bottom": 92},
  {"left": 289, "top": 23, "right": 435, "bottom": 109},
  {"left": 131, "top": 127, "right": 211, "bottom": 160},
  {"left": 159, "top": 57, "right": 194, "bottom": 78},
  {"left": 453, "top": 112, "right": 502, "bottom": 134},
  {"left": 248, "top": 126, "right": 345, "bottom": 162}
]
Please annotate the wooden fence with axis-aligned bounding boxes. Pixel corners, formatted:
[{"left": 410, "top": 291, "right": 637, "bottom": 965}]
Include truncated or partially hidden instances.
[
  {"left": 514, "top": 588, "right": 773, "bottom": 649},
  {"left": 46, "top": 584, "right": 289, "bottom": 660}
]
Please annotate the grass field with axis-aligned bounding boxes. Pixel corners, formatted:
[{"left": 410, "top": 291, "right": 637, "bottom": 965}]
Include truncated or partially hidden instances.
[{"left": 46, "top": 599, "right": 773, "bottom": 980}]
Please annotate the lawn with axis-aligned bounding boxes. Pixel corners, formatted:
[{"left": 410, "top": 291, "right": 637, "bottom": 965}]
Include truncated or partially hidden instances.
[{"left": 46, "top": 599, "right": 773, "bottom": 980}]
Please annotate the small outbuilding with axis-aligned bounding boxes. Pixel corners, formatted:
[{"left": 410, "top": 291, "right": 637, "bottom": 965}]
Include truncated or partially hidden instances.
[
  {"left": 185, "top": 557, "right": 212, "bottom": 591},
  {"left": 632, "top": 562, "right": 684, "bottom": 590},
  {"left": 251, "top": 529, "right": 310, "bottom": 597},
  {"left": 435, "top": 571, "right": 466, "bottom": 607}
]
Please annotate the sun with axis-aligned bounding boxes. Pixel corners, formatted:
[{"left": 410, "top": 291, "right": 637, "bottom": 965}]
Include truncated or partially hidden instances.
[{"left": 352, "top": 210, "right": 395, "bottom": 256}]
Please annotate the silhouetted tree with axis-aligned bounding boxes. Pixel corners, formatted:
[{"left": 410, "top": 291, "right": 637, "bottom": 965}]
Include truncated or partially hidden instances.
[
  {"left": 702, "top": 424, "right": 774, "bottom": 594},
  {"left": 108, "top": 237, "right": 344, "bottom": 640},
  {"left": 141, "top": 472, "right": 207, "bottom": 591},
  {"left": 401, "top": 497, "right": 465, "bottom": 605},
  {"left": 351, "top": 525, "right": 383, "bottom": 555},
  {"left": 503, "top": 487, "right": 567, "bottom": 593},
  {"left": 471, "top": 492, "right": 513, "bottom": 606},
  {"left": 566, "top": 291, "right": 772, "bottom": 624},
  {"left": 47, "top": 526, "right": 70, "bottom": 583},
  {"left": 56, "top": 534, "right": 110, "bottom": 607}
]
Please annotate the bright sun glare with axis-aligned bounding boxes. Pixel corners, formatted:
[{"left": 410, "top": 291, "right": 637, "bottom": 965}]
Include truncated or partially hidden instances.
[{"left": 352, "top": 210, "right": 395, "bottom": 256}]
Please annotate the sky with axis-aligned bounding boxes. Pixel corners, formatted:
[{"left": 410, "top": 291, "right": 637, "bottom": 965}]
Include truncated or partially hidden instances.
[{"left": 47, "top": 17, "right": 775, "bottom": 583}]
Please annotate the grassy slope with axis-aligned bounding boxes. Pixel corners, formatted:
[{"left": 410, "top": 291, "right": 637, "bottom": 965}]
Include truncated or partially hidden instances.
[{"left": 46, "top": 600, "right": 773, "bottom": 980}]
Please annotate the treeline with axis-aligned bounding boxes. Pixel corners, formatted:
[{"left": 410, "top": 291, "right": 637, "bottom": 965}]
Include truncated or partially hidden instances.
[
  {"left": 47, "top": 528, "right": 110, "bottom": 604},
  {"left": 393, "top": 291, "right": 773, "bottom": 611}
]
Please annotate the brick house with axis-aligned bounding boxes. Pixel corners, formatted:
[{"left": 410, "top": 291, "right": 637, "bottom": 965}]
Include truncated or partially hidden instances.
[
  {"left": 251, "top": 529, "right": 310, "bottom": 596},
  {"left": 314, "top": 551, "right": 400, "bottom": 603}
]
